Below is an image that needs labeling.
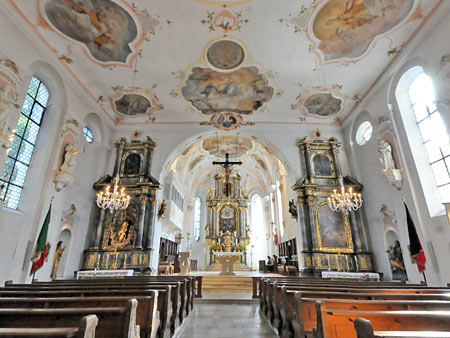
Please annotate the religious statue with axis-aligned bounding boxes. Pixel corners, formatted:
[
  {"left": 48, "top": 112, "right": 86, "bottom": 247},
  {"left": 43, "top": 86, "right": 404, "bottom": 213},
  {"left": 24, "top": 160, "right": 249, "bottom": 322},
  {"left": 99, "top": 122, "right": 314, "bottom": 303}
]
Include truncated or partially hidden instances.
[
  {"left": 51, "top": 241, "right": 65, "bottom": 279},
  {"left": 245, "top": 225, "right": 250, "bottom": 237},
  {"left": 60, "top": 143, "right": 79, "bottom": 173},
  {"left": 387, "top": 240, "right": 407, "bottom": 281},
  {"left": 117, "top": 220, "right": 130, "bottom": 243},
  {"left": 288, "top": 199, "right": 298, "bottom": 220},
  {"left": 377, "top": 140, "right": 396, "bottom": 171},
  {"left": 224, "top": 231, "right": 233, "bottom": 252},
  {"left": 157, "top": 200, "right": 166, "bottom": 220},
  {"left": 205, "top": 224, "right": 210, "bottom": 237}
]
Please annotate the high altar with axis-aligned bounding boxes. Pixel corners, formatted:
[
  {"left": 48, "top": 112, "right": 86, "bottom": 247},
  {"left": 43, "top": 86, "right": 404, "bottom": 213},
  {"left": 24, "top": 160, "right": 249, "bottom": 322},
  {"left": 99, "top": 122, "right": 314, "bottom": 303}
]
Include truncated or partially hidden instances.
[
  {"left": 205, "top": 172, "right": 250, "bottom": 265},
  {"left": 293, "top": 137, "right": 373, "bottom": 274},
  {"left": 82, "top": 137, "right": 161, "bottom": 272}
]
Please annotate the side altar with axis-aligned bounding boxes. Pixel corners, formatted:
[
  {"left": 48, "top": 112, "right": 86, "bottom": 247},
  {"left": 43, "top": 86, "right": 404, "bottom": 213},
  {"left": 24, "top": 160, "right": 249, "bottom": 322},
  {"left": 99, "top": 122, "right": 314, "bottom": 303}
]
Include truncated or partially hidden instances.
[
  {"left": 293, "top": 137, "right": 373, "bottom": 274},
  {"left": 205, "top": 171, "right": 250, "bottom": 265},
  {"left": 82, "top": 137, "right": 161, "bottom": 272}
]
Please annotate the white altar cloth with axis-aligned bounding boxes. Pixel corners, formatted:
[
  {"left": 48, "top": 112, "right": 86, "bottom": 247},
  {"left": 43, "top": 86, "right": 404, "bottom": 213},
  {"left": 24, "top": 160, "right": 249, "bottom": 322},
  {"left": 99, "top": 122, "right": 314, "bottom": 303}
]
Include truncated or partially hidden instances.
[
  {"left": 76, "top": 269, "right": 134, "bottom": 279},
  {"left": 213, "top": 252, "right": 243, "bottom": 256},
  {"left": 321, "top": 271, "right": 380, "bottom": 281}
]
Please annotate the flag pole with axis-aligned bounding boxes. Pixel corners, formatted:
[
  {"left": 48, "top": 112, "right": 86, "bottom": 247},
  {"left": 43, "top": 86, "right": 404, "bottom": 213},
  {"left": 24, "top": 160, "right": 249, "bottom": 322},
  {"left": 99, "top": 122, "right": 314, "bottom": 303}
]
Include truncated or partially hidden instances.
[{"left": 422, "top": 272, "right": 427, "bottom": 285}]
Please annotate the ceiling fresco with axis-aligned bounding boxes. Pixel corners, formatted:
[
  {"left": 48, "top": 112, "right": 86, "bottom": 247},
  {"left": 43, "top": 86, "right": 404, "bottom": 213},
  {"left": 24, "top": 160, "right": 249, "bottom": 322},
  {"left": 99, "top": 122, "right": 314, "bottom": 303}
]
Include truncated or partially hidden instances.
[
  {"left": 181, "top": 66, "right": 274, "bottom": 115},
  {"left": 202, "top": 135, "right": 253, "bottom": 158},
  {"left": 7, "top": 0, "right": 442, "bottom": 126}
]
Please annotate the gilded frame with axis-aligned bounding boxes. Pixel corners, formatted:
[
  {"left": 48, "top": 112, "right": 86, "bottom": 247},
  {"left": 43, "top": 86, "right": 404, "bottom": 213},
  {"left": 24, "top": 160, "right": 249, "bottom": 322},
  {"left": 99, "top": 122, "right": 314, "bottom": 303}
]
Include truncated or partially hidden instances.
[
  {"left": 216, "top": 202, "right": 240, "bottom": 235},
  {"left": 311, "top": 151, "right": 336, "bottom": 178},
  {"left": 314, "top": 200, "right": 353, "bottom": 253}
]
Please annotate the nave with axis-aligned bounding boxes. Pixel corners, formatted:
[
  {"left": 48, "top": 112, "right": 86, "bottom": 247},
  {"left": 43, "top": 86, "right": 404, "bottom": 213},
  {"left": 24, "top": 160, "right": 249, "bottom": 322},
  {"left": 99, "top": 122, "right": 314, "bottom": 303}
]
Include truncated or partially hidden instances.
[{"left": 174, "top": 302, "right": 277, "bottom": 338}]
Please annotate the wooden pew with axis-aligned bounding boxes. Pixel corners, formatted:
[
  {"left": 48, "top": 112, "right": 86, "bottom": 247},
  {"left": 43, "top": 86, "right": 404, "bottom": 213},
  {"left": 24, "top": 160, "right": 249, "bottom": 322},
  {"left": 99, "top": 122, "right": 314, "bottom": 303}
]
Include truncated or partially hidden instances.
[
  {"left": 0, "top": 295, "right": 158, "bottom": 338},
  {"left": 0, "top": 299, "right": 139, "bottom": 338},
  {"left": 0, "top": 314, "right": 98, "bottom": 338},
  {"left": 316, "top": 301, "right": 450, "bottom": 338},
  {"left": 0, "top": 287, "right": 172, "bottom": 338},
  {"left": 354, "top": 318, "right": 450, "bottom": 338}
]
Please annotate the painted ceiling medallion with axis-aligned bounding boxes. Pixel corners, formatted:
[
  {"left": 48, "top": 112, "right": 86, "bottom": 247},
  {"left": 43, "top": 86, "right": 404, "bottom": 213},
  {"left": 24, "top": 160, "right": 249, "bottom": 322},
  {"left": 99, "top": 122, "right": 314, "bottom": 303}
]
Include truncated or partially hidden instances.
[
  {"left": 285, "top": 0, "right": 419, "bottom": 64},
  {"left": 182, "top": 66, "right": 273, "bottom": 115},
  {"left": 200, "top": 112, "right": 255, "bottom": 131},
  {"left": 44, "top": 0, "right": 139, "bottom": 63},
  {"left": 292, "top": 84, "right": 346, "bottom": 118},
  {"left": 202, "top": 135, "right": 253, "bottom": 158},
  {"left": 207, "top": 40, "right": 245, "bottom": 70},
  {"left": 109, "top": 86, "right": 163, "bottom": 118},
  {"left": 201, "top": 9, "right": 249, "bottom": 33}
]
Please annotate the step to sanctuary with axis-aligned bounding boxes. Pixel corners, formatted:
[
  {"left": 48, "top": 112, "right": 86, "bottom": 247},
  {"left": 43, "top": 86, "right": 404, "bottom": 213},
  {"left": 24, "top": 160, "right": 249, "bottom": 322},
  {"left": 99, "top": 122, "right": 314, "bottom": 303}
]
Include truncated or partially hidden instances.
[
  {"left": 201, "top": 275, "right": 254, "bottom": 293},
  {"left": 206, "top": 263, "right": 252, "bottom": 272}
]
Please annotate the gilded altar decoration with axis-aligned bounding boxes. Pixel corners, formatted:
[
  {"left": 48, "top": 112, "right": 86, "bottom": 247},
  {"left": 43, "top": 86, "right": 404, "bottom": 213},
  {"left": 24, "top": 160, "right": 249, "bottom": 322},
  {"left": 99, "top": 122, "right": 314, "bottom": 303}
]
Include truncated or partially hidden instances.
[
  {"left": 293, "top": 137, "right": 373, "bottom": 273},
  {"left": 205, "top": 171, "right": 250, "bottom": 266},
  {"left": 157, "top": 199, "right": 167, "bottom": 221},
  {"left": 83, "top": 137, "right": 161, "bottom": 272},
  {"left": 50, "top": 241, "right": 65, "bottom": 279}
]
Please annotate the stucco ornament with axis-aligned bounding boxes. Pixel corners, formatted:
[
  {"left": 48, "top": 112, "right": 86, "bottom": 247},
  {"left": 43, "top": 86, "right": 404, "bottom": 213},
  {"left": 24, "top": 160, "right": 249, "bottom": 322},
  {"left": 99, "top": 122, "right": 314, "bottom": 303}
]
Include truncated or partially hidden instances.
[
  {"left": 0, "top": 82, "right": 15, "bottom": 124},
  {"left": 60, "top": 143, "right": 79, "bottom": 173}
]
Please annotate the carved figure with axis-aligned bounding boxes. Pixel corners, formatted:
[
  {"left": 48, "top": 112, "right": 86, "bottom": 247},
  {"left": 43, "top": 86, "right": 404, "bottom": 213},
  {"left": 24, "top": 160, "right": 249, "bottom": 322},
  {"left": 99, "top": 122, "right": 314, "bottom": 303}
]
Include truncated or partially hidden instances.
[
  {"left": 205, "top": 224, "right": 210, "bottom": 237},
  {"left": 387, "top": 240, "right": 407, "bottom": 281},
  {"left": 51, "top": 241, "right": 65, "bottom": 279},
  {"left": 157, "top": 200, "right": 166, "bottom": 220},
  {"left": 289, "top": 199, "right": 298, "bottom": 219},
  {"left": 377, "top": 140, "right": 396, "bottom": 171},
  {"left": 245, "top": 225, "right": 250, "bottom": 237},
  {"left": 60, "top": 143, "right": 79, "bottom": 173}
]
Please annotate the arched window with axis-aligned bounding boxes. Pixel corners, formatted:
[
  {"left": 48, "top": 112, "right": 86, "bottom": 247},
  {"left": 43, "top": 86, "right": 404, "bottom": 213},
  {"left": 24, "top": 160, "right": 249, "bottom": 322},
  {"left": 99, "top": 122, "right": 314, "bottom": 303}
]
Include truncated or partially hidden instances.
[
  {"left": 276, "top": 180, "right": 284, "bottom": 237},
  {"left": 0, "top": 76, "right": 49, "bottom": 209},
  {"left": 193, "top": 196, "right": 202, "bottom": 241},
  {"left": 408, "top": 73, "right": 450, "bottom": 202}
]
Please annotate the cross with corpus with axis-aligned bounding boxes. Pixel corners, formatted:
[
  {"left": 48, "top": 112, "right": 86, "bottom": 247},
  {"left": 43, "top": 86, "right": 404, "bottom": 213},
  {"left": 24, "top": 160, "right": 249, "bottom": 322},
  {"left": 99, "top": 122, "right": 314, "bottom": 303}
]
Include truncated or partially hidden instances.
[{"left": 212, "top": 152, "right": 242, "bottom": 196}]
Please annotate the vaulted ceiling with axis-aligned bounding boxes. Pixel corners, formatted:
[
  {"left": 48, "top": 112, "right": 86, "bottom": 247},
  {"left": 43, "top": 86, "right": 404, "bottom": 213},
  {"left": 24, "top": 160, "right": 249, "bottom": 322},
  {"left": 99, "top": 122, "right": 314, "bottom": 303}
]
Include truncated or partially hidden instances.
[{"left": 7, "top": 0, "right": 442, "bottom": 130}]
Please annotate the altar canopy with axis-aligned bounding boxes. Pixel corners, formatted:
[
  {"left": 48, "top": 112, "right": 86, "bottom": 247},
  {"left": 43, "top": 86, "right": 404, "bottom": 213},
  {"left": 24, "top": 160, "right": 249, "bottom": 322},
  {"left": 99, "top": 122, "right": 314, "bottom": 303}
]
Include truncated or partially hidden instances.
[{"left": 205, "top": 172, "right": 250, "bottom": 265}]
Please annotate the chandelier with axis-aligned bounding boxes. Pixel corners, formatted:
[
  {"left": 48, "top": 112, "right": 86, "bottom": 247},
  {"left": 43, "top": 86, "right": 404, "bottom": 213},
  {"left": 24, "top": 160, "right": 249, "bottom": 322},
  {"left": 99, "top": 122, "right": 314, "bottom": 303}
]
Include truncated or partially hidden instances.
[
  {"left": 96, "top": 175, "right": 131, "bottom": 212},
  {"left": 328, "top": 178, "right": 363, "bottom": 214}
]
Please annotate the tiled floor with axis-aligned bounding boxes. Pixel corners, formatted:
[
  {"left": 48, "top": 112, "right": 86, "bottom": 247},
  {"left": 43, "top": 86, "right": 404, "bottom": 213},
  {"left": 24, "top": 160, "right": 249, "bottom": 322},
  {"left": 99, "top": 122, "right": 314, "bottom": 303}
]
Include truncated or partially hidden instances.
[{"left": 175, "top": 302, "right": 278, "bottom": 338}]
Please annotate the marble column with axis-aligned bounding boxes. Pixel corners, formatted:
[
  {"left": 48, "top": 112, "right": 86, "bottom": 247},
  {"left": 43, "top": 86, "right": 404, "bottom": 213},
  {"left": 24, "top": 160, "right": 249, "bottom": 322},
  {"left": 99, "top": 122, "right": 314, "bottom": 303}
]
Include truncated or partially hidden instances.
[
  {"left": 145, "top": 198, "right": 157, "bottom": 249},
  {"left": 93, "top": 208, "right": 106, "bottom": 249},
  {"left": 136, "top": 195, "right": 148, "bottom": 248}
]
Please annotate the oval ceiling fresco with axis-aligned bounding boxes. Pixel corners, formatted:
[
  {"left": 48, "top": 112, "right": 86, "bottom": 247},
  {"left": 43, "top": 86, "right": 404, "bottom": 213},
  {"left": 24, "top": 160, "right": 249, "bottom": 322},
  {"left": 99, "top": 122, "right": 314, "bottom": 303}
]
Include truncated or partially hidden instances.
[
  {"left": 44, "top": 0, "right": 138, "bottom": 63},
  {"left": 114, "top": 94, "right": 151, "bottom": 116},
  {"left": 202, "top": 135, "right": 253, "bottom": 158},
  {"left": 304, "top": 93, "right": 342, "bottom": 117},
  {"left": 207, "top": 40, "right": 245, "bottom": 70}
]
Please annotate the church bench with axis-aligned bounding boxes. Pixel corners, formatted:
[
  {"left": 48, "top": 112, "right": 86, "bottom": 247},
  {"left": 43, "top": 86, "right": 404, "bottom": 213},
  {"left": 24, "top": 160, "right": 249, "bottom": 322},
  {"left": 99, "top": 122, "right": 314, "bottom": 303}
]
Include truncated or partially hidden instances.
[
  {"left": 275, "top": 288, "right": 450, "bottom": 338},
  {"left": 0, "top": 288, "right": 175, "bottom": 338},
  {"left": 4, "top": 282, "right": 184, "bottom": 331},
  {"left": 0, "top": 314, "right": 98, "bottom": 338},
  {"left": 316, "top": 302, "right": 450, "bottom": 338},
  {"left": 0, "top": 295, "right": 159, "bottom": 338},
  {"left": 354, "top": 318, "right": 450, "bottom": 338},
  {"left": 298, "top": 298, "right": 450, "bottom": 338},
  {"left": 0, "top": 299, "right": 139, "bottom": 338}
]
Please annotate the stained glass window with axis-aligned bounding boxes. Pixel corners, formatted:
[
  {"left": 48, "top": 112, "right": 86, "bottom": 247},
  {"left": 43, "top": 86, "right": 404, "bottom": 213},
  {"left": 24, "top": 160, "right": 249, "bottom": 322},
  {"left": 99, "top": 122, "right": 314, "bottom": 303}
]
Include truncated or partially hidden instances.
[
  {"left": 83, "top": 126, "right": 94, "bottom": 143},
  {"left": 409, "top": 73, "right": 450, "bottom": 202},
  {"left": 0, "top": 76, "right": 48, "bottom": 209},
  {"left": 194, "top": 197, "right": 201, "bottom": 241}
]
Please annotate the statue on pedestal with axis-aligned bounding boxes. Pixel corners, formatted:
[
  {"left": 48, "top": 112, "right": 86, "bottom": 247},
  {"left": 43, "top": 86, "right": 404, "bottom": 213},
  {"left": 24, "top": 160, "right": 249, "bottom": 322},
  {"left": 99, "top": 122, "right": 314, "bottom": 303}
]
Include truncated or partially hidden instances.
[
  {"left": 60, "top": 143, "right": 79, "bottom": 173},
  {"left": 387, "top": 240, "right": 407, "bottom": 281},
  {"left": 51, "top": 241, "right": 65, "bottom": 279},
  {"left": 377, "top": 140, "right": 396, "bottom": 171}
]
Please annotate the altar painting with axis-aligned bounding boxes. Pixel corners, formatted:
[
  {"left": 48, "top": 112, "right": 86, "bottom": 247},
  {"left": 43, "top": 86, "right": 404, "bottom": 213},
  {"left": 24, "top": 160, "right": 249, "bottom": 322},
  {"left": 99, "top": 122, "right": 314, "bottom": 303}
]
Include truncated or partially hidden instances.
[
  {"left": 219, "top": 205, "right": 237, "bottom": 233},
  {"left": 315, "top": 202, "right": 352, "bottom": 252}
]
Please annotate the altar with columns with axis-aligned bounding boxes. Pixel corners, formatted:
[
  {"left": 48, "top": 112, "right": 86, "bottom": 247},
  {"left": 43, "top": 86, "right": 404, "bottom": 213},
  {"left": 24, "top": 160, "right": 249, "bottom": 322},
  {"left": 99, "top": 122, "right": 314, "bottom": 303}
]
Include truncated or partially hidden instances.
[{"left": 205, "top": 171, "right": 250, "bottom": 266}]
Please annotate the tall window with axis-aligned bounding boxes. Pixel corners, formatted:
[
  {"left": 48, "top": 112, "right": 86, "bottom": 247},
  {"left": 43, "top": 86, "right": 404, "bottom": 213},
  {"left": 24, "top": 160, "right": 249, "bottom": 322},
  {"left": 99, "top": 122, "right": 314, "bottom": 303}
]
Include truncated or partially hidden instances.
[
  {"left": 0, "top": 76, "right": 49, "bottom": 209},
  {"left": 193, "top": 197, "right": 202, "bottom": 241},
  {"left": 409, "top": 73, "right": 450, "bottom": 202},
  {"left": 276, "top": 180, "right": 284, "bottom": 237}
]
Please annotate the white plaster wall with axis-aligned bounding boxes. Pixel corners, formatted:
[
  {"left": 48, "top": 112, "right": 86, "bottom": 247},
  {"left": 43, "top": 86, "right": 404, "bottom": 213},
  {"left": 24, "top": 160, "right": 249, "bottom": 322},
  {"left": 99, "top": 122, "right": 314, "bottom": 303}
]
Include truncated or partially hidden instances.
[{"left": 342, "top": 3, "right": 450, "bottom": 285}]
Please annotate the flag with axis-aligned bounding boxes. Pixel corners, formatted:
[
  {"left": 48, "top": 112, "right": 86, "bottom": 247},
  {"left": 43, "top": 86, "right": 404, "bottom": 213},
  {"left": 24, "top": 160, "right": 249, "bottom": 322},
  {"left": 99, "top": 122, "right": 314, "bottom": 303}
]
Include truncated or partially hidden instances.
[
  {"left": 30, "top": 200, "right": 52, "bottom": 276},
  {"left": 404, "top": 202, "right": 426, "bottom": 272}
]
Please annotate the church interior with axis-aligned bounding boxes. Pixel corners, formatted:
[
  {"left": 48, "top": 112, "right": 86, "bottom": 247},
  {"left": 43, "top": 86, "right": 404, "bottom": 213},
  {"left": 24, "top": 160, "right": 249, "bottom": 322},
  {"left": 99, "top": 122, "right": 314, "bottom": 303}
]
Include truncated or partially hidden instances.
[{"left": 0, "top": 0, "right": 450, "bottom": 337}]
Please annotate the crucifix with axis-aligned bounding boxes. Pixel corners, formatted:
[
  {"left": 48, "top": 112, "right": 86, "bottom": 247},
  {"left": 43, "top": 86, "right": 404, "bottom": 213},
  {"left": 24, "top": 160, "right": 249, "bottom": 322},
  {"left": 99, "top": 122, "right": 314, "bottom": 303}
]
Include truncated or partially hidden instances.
[{"left": 212, "top": 152, "right": 242, "bottom": 197}]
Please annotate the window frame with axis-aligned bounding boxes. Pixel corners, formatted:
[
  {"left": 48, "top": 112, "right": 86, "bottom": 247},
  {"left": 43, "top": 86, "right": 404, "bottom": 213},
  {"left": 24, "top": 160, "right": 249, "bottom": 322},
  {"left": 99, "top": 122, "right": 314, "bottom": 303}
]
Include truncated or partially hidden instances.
[
  {"left": 193, "top": 196, "right": 202, "bottom": 241},
  {"left": 0, "top": 76, "right": 49, "bottom": 209}
]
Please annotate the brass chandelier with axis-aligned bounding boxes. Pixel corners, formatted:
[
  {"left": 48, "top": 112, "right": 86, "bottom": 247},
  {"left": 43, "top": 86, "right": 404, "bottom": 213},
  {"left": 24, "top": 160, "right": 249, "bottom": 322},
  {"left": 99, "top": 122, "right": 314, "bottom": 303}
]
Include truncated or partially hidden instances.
[
  {"left": 96, "top": 175, "right": 130, "bottom": 212},
  {"left": 328, "top": 177, "right": 363, "bottom": 214}
]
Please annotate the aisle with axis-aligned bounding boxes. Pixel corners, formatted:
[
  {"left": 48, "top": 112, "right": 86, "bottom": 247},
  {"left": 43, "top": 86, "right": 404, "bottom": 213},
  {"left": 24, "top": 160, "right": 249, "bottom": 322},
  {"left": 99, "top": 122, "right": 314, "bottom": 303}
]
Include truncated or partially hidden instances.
[{"left": 175, "top": 302, "right": 278, "bottom": 338}]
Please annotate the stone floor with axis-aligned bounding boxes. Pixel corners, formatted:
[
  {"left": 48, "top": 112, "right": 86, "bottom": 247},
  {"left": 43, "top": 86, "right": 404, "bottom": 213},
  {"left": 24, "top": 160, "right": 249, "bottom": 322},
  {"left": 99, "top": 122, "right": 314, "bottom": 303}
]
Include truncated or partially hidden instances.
[{"left": 174, "top": 302, "right": 278, "bottom": 338}]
